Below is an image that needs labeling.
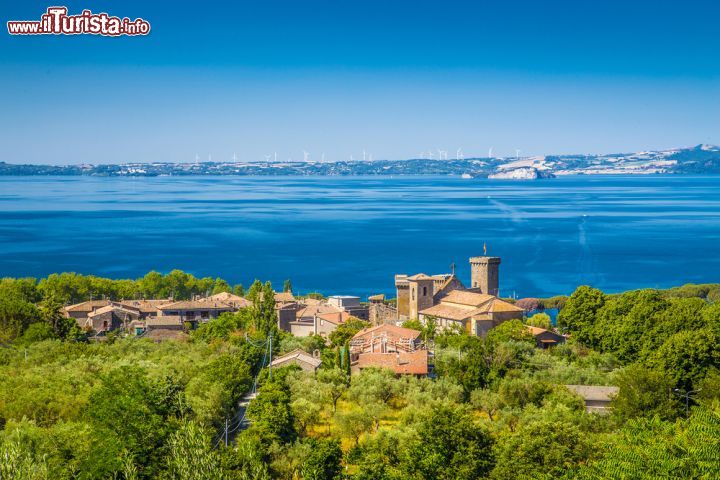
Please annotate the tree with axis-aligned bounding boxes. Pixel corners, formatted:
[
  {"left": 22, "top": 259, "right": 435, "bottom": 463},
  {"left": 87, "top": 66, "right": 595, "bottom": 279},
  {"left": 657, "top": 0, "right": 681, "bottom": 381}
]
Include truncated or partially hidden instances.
[
  {"left": 283, "top": 279, "right": 293, "bottom": 293},
  {"left": 212, "top": 278, "right": 232, "bottom": 295},
  {"left": 19, "top": 322, "right": 57, "bottom": 343},
  {"left": 486, "top": 319, "right": 536, "bottom": 346},
  {"left": 328, "top": 318, "right": 369, "bottom": 348},
  {"left": 649, "top": 328, "right": 719, "bottom": 391},
  {"left": 334, "top": 408, "right": 372, "bottom": 447},
  {"left": 233, "top": 284, "right": 245, "bottom": 297},
  {"left": 611, "top": 364, "right": 681, "bottom": 421},
  {"left": 491, "top": 421, "right": 591, "bottom": 479},
  {"left": 556, "top": 286, "right": 605, "bottom": 343},
  {"left": 246, "top": 381, "right": 296, "bottom": 444},
  {"left": 0, "top": 298, "right": 41, "bottom": 342},
  {"left": 301, "top": 438, "right": 343, "bottom": 480},
  {"left": 165, "top": 421, "right": 223, "bottom": 480},
  {"left": 317, "top": 368, "right": 349, "bottom": 412},
  {"left": 526, "top": 312, "right": 552, "bottom": 329},
  {"left": 400, "top": 404, "right": 494, "bottom": 480}
]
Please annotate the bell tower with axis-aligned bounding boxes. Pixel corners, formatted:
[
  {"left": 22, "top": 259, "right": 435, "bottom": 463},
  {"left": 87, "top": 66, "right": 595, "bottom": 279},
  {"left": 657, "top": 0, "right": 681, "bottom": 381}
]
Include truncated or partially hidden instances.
[{"left": 469, "top": 256, "right": 501, "bottom": 296}]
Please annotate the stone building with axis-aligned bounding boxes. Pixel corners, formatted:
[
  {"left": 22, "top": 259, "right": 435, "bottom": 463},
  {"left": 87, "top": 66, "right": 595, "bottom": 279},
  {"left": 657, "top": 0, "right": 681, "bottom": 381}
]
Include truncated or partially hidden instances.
[
  {"left": 349, "top": 324, "right": 430, "bottom": 376},
  {"left": 393, "top": 255, "right": 522, "bottom": 336},
  {"left": 419, "top": 290, "right": 523, "bottom": 337},
  {"left": 270, "top": 349, "right": 322, "bottom": 372}
]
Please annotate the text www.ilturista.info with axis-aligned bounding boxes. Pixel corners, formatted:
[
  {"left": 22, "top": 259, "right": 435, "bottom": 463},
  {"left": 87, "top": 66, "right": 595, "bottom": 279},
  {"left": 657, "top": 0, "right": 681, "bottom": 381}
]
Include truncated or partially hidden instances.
[{"left": 7, "top": 7, "right": 150, "bottom": 36}]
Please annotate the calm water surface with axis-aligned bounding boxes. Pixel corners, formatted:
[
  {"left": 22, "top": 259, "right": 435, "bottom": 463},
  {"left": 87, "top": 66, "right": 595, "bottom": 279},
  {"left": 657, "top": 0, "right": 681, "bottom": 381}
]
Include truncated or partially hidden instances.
[{"left": 1, "top": 175, "right": 719, "bottom": 298}]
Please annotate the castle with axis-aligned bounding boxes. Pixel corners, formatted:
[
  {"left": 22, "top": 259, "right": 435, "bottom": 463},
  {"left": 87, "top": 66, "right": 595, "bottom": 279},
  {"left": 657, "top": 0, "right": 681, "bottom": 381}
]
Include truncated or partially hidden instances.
[{"left": 393, "top": 256, "right": 523, "bottom": 336}]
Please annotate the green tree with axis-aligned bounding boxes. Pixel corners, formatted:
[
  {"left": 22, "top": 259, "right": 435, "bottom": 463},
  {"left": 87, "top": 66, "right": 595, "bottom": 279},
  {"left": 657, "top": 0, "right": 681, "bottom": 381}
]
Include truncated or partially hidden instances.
[
  {"left": 283, "top": 279, "right": 293, "bottom": 293},
  {"left": 328, "top": 318, "right": 369, "bottom": 348},
  {"left": 649, "top": 328, "right": 719, "bottom": 391},
  {"left": 302, "top": 438, "right": 343, "bottom": 480},
  {"left": 400, "top": 404, "right": 494, "bottom": 480},
  {"left": 212, "top": 278, "right": 232, "bottom": 295},
  {"left": 317, "top": 368, "right": 349, "bottom": 412},
  {"left": 165, "top": 421, "right": 223, "bottom": 480},
  {"left": 526, "top": 312, "right": 552, "bottom": 329},
  {"left": 0, "top": 298, "right": 41, "bottom": 342},
  {"left": 611, "top": 364, "right": 681, "bottom": 421},
  {"left": 557, "top": 286, "right": 605, "bottom": 343},
  {"left": 491, "top": 420, "right": 591, "bottom": 479}
]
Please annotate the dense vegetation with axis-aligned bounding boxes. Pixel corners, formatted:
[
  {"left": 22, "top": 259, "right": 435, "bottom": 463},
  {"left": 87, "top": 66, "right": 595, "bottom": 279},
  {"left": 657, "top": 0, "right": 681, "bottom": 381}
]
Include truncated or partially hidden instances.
[{"left": 1, "top": 274, "right": 719, "bottom": 479}]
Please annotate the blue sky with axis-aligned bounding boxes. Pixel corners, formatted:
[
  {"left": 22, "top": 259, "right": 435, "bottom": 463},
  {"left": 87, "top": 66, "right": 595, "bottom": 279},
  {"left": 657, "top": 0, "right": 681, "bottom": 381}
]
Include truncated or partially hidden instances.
[{"left": 1, "top": 0, "right": 719, "bottom": 164}]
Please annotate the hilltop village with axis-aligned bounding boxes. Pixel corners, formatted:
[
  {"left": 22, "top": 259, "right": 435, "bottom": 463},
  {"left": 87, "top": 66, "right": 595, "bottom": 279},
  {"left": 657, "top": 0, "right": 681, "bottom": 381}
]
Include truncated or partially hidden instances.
[{"left": 63, "top": 255, "right": 566, "bottom": 378}]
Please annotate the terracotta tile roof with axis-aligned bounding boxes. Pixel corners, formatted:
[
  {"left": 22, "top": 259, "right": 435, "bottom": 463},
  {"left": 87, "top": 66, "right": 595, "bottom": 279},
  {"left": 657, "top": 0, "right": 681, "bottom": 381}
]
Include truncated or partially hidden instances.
[
  {"left": 274, "top": 292, "right": 296, "bottom": 303},
  {"left": 296, "top": 304, "right": 342, "bottom": 319},
  {"left": 565, "top": 385, "right": 619, "bottom": 402},
  {"left": 301, "top": 298, "right": 323, "bottom": 306},
  {"left": 119, "top": 299, "right": 170, "bottom": 313},
  {"left": 142, "top": 329, "right": 190, "bottom": 341},
  {"left": 352, "top": 324, "right": 422, "bottom": 342},
  {"left": 316, "top": 311, "right": 350, "bottom": 325},
  {"left": 207, "top": 292, "right": 252, "bottom": 308},
  {"left": 484, "top": 298, "right": 524, "bottom": 313},
  {"left": 145, "top": 316, "right": 184, "bottom": 327},
  {"left": 526, "top": 326, "right": 549, "bottom": 335},
  {"left": 440, "top": 290, "right": 495, "bottom": 307},
  {"left": 87, "top": 304, "right": 141, "bottom": 318},
  {"left": 63, "top": 300, "right": 111, "bottom": 312},
  {"left": 419, "top": 303, "right": 478, "bottom": 321},
  {"left": 271, "top": 349, "right": 322, "bottom": 368},
  {"left": 158, "top": 300, "right": 234, "bottom": 310},
  {"left": 355, "top": 350, "right": 428, "bottom": 375},
  {"left": 406, "top": 273, "right": 434, "bottom": 281},
  {"left": 368, "top": 294, "right": 385, "bottom": 301}
]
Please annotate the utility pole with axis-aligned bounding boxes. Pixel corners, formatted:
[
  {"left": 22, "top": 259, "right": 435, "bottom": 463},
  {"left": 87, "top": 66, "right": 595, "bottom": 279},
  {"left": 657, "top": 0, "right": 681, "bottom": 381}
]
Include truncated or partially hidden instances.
[
  {"left": 673, "top": 388, "right": 701, "bottom": 418},
  {"left": 224, "top": 417, "right": 228, "bottom": 446},
  {"left": 268, "top": 334, "right": 273, "bottom": 379}
]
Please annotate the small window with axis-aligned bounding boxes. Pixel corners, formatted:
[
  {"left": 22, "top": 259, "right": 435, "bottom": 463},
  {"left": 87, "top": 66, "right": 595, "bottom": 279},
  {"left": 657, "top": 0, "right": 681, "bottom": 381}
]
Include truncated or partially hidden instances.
[
  {"left": 422, "top": 286, "right": 427, "bottom": 296},
  {"left": 411, "top": 289, "right": 415, "bottom": 300}
]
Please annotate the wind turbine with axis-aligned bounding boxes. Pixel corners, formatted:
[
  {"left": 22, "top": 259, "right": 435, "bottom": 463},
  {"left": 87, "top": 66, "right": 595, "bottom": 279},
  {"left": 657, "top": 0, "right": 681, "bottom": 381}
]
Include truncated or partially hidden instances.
[
  {"left": 264, "top": 154, "right": 271, "bottom": 162},
  {"left": 208, "top": 153, "right": 212, "bottom": 162},
  {"left": 515, "top": 149, "right": 521, "bottom": 160},
  {"left": 362, "top": 149, "right": 367, "bottom": 161},
  {"left": 232, "top": 152, "right": 237, "bottom": 162},
  {"left": 274, "top": 152, "right": 278, "bottom": 163},
  {"left": 303, "top": 150, "right": 310, "bottom": 162},
  {"left": 488, "top": 147, "right": 493, "bottom": 158},
  {"left": 321, "top": 153, "right": 325, "bottom": 162},
  {"left": 456, "top": 148, "right": 464, "bottom": 161},
  {"left": 195, "top": 153, "right": 200, "bottom": 162}
]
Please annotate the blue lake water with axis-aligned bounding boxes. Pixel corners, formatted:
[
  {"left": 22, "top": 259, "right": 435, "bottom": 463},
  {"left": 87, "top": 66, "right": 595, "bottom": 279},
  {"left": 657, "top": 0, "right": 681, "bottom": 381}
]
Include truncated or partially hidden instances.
[{"left": 1, "top": 175, "right": 719, "bottom": 299}]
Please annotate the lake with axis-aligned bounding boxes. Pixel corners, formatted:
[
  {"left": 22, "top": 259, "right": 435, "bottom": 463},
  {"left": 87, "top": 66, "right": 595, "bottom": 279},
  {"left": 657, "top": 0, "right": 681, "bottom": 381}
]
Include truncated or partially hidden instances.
[{"left": 1, "top": 174, "right": 719, "bottom": 299}]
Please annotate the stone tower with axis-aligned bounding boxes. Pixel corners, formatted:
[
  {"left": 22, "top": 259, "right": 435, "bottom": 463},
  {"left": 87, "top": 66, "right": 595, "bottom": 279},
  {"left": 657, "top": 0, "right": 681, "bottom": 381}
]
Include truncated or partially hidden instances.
[
  {"left": 469, "top": 256, "right": 501, "bottom": 296},
  {"left": 408, "top": 275, "right": 435, "bottom": 320}
]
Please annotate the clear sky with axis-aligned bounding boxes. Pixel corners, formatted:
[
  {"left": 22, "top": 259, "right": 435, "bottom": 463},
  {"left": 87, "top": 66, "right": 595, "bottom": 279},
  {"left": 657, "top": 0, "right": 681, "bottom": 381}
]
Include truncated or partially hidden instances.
[{"left": 1, "top": 0, "right": 718, "bottom": 164}]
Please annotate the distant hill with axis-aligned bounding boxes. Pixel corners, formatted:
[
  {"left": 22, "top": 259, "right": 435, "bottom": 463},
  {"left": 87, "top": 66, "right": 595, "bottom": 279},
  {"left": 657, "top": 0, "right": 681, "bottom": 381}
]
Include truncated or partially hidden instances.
[{"left": 1, "top": 144, "right": 719, "bottom": 178}]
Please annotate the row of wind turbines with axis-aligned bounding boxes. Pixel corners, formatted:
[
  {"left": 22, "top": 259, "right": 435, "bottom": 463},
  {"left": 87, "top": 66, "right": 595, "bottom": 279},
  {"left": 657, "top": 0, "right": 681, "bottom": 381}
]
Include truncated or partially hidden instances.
[{"left": 193, "top": 147, "right": 524, "bottom": 163}]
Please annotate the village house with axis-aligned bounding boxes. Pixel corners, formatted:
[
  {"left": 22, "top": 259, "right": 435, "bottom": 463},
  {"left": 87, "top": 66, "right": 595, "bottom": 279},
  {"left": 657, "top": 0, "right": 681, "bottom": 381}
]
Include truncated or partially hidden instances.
[
  {"left": 278, "top": 298, "right": 348, "bottom": 337},
  {"left": 349, "top": 324, "right": 430, "bottom": 376},
  {"left": 156, "top": 299, "right": 236, "bottom": 324},
  {"left": 526, "top": 325, "right": 566, "bottom": 348},
  {"left": 326, "top": 295, "right": 369, "bottom": 320},
  {"left": 63, "top": 292, "right": 253, "bottom": 335},
  {"left": 270, "top": 348, "right": 322, "bottom": 372},
  {"left": 565, "top": 385, "right": 619, "bottom": 414}
]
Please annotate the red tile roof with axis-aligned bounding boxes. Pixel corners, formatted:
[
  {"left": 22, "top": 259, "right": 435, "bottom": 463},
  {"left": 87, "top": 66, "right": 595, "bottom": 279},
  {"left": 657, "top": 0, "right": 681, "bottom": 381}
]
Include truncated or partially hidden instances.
[{"left": 355, "top": 350, "right": 428, "bottom": 375}]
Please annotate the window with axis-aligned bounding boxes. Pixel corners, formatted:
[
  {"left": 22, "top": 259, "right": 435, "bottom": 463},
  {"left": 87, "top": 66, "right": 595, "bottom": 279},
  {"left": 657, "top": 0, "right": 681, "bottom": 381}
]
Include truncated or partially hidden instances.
[
  {"left": 422, "top": 286, "right": 427, "bottom": 296},
  {"left": 412, "top": 289, "right": 415, "bottom": 300}
]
